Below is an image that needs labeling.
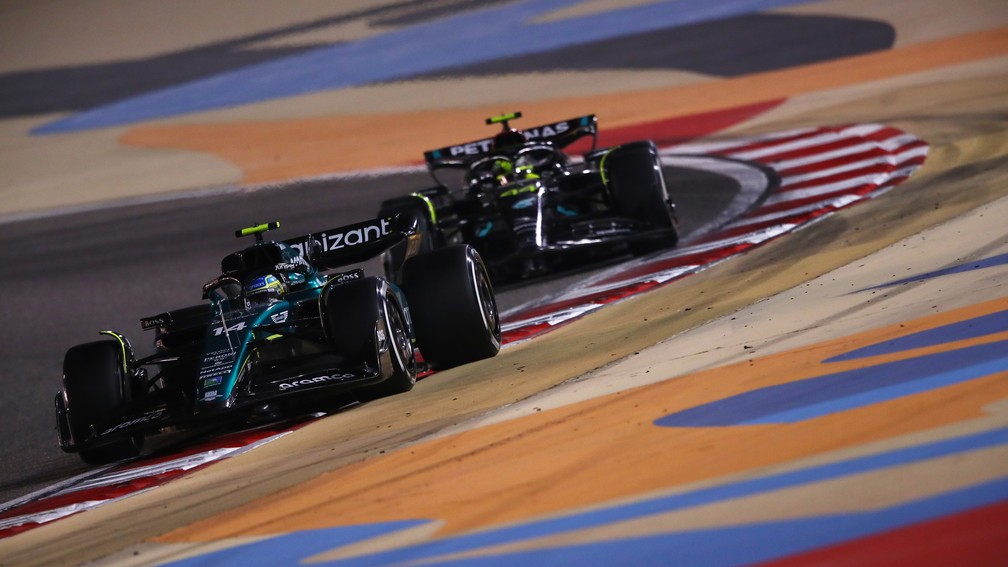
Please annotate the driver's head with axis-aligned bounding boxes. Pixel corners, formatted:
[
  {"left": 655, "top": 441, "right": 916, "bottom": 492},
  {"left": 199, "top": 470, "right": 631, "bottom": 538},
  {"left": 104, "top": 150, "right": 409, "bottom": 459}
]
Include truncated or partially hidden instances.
[
  {"left": 492, "top": 128, "right": 526, "bottom": 153},
  {"left": 245, "top": 273, "right": 287, "bottom": 306}
]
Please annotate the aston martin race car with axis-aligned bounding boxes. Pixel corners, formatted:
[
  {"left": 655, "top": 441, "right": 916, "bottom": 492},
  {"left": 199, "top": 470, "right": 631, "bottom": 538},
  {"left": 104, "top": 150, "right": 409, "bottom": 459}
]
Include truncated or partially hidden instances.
[
  {"left": 378, "top": 112, "right": 679, "bottom": 282},
  {"left": 56, "top": 217, "right": 500, "bottom": 464}
]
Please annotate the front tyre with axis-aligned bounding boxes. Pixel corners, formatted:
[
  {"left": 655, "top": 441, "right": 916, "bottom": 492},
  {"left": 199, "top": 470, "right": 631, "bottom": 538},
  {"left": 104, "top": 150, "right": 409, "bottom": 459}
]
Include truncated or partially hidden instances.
[
  {"left": 357, "top": 296, "right": 417, "bottom": 400},
  {"left": 605, "top": 141, "right": 679, "bottom": 254},
  {"left": 322, "top": 277, "right": 417, "bottom": 400},
  {"left": 401, "top": 245, "right": 501, "bottom": 369},
  {"left": 61, "top": 340, "right": 143, "bottom": 464}
]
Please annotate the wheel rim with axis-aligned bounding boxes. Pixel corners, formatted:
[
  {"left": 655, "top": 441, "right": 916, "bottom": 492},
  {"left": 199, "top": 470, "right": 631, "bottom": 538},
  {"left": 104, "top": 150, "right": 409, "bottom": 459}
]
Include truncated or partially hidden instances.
[
  {"left": 471, "top": 256, "right": 501, "bottom": 349},
  {"left": 389, "top": 303, "right": 416, "bottom": 380}
]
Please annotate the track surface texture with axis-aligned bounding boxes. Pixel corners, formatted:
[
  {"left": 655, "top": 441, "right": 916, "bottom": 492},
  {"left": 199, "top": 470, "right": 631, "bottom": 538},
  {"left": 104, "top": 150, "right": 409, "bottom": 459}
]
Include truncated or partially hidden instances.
[{"left": 0, "top": 0, "right": 1006, "bottom": 565}]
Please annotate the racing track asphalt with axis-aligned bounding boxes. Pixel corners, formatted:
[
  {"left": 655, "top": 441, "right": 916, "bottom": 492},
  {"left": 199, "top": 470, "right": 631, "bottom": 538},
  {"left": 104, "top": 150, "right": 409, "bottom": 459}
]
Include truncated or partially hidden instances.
[
  {"left": 0, "top": 0, "right": 791, "bottom": 506},
  {"left": 2, "top": 2, "right": 1007, "bottom": 563},
  {"left": 0, "top": 163, "right": 738, "bottom": 506}
]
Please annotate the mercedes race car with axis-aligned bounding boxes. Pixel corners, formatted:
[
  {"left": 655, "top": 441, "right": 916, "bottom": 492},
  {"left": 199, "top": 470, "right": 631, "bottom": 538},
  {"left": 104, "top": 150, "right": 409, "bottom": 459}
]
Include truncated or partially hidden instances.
[
  {"left": 56, "top": 217, "right": 500, "bottom": 464},
  {"left": 378, "top": 112, "right": 679, "bottom": 282}
]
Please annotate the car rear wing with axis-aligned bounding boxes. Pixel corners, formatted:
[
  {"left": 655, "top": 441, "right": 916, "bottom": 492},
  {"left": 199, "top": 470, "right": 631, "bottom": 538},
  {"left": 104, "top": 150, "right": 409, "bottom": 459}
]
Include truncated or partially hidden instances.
[
  {"left": 423, "top": 114, "right": 598, "bottom": 170},
  {"left": 284, "top": 213, "right": 421, "bottom": 270}
]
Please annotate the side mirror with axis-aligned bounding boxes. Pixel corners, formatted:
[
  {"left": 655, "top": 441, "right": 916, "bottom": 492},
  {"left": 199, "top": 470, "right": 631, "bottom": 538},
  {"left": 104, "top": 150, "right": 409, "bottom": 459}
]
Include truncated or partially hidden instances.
[
  {"left": 304, "top": 237, "right": 322, "bottom": 265},
  {"left": 202, "top": 276, "right": 243, "bottom": 302}
]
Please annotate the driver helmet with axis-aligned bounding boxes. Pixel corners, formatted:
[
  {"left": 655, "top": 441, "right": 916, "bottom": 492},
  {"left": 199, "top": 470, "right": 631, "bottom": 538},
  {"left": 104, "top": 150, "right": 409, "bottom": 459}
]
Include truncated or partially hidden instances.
[
  {"left": 245, "top": 273, "right": 287, "bottom": 306},
  {"left": 492, "top": 128, "right": 526, "bottom": 153}
]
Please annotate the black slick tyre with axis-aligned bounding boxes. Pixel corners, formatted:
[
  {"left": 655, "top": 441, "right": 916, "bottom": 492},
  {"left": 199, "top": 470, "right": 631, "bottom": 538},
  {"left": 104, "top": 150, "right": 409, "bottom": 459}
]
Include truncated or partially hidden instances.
[
  {"left": 62, "top": 340, "right": 143, "bottom": 464},
  {"left": 604, "top": 141, "right": 679, "bottom": 254},
  {"left": 322, "top": 276, "right": 384, "bottom": 362},
  {"left": 322, "top": 277, "right": 416, "bottom": 400},
  {"left": 401, "top": 245, "right": 501, "bottom": 369},
  {"left": 357, "top": 295, "right": 417, "bottom": 400}
]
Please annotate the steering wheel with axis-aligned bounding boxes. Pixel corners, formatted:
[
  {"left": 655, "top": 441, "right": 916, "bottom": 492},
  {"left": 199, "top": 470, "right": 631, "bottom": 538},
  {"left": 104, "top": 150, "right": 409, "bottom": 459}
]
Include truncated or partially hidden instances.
[{"left": 469, "top": 154, "right": 512, "bottom": 174}]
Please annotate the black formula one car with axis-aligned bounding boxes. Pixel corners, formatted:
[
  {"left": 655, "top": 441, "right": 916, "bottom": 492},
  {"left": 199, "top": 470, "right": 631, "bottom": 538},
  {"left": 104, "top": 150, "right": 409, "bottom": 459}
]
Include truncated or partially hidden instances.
[
  {"left": 56, "top": 217, "right": 500, "bottom": 464},
  {"left": 378, "top": 112, "right": 678, "bottom": 282}
]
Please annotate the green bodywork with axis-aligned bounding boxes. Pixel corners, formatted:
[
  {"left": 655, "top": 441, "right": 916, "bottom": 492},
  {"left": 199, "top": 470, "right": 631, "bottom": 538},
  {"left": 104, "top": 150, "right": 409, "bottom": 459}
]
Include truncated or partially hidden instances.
[{"left": 195, "top": 272, "right": 327, "bottom": 412}]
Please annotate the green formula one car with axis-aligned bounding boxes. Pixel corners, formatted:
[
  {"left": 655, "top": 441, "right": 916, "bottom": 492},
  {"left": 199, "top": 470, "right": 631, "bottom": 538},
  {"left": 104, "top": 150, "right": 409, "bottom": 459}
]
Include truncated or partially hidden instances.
[{"left": 56, "top": 217, "right": 500, "bottom": 464}]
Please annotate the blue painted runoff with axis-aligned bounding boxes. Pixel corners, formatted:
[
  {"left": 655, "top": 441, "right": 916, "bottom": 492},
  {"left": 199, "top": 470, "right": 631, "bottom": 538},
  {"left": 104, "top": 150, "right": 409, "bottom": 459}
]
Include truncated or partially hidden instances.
[
  {"left": 163, "top": 428, "right": 1008, "bottom": 566},
  {"left": 860, "top": 252, "right": 1008, "bottom": 291},
  {"left": 655, "top": 339, "right": 1007, "bottom": 426},
  {"left": 433, "top": 479, "right": 1008, "bottom": 567},
  {"left": 826, "top": 308, "right": 1008, "bottom": 362},
  {"left": 34, "top": 0, "right": 809, "bottom": 134}
]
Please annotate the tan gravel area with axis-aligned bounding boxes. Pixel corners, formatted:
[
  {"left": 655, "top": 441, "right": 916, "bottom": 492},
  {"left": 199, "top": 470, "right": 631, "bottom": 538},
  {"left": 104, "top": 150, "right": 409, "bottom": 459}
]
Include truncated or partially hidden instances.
[{"left": 1, "top": 1, "right": 1007, "bottom": 565}]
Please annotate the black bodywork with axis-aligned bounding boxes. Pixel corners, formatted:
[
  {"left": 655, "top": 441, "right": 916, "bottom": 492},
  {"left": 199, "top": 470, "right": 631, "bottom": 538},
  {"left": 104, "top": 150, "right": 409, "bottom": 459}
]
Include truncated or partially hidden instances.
[{"left": 380, "top": 113, "right": 679, "bottom": 282}]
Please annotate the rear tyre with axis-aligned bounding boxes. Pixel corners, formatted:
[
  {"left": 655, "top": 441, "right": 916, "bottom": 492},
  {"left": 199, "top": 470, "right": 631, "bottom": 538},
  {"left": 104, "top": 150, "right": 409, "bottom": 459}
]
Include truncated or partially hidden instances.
[
  {"left": 62, "top": 341, "right": 143, "bottom": 464},
  {"left": 401, "top": 245, "right": 501, "bottom": 369},
  {"left": 605, "top": 141, "right": 679, "bottom": 254}
]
